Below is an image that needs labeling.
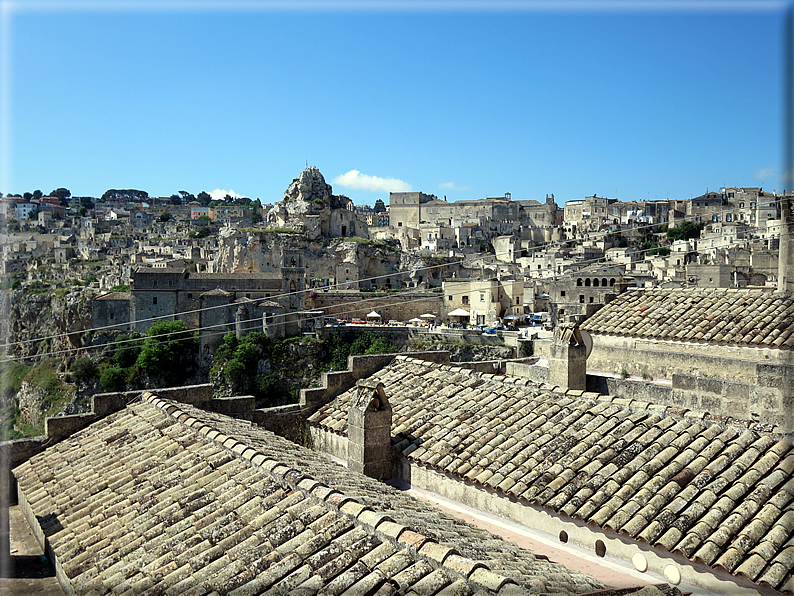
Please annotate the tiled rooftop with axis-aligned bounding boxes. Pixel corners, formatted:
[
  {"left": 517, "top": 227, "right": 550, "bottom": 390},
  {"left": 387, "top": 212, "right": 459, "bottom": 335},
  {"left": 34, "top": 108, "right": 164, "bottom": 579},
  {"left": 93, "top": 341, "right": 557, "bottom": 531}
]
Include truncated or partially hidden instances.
[
  {"left": 309, "top": 356, "right": 794, "bottom": 593},
  {"left": 580, "top": 288, "right": 794, "bottom": 348},
  {"left": 12, "top": 392, "right": 667, "bottom": 595}
]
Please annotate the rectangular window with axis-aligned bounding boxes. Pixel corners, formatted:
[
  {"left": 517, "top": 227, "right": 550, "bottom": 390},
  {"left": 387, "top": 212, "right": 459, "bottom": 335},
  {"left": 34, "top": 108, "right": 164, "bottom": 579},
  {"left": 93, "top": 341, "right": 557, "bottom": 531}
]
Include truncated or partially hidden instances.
[
  {"left": 462, "top": 296, "right": 469, "bottom": 305},
  {"left": 448, "top": 295, "right": 453, "bottom": 301},
  {"left": 579, "top": 295, "right": 585, "bottom": 303},
  {"left": 152, "top": 297, "right": 158, "bottom": 305},
  {"left": 187, "top": 293, "right": 193, "bottom": 299},
  {"left": 561, "top": 290, "right": 566, "bottom": 297},
  {"left": 480, "top": 293, "right": 485, "bottom": 301}
]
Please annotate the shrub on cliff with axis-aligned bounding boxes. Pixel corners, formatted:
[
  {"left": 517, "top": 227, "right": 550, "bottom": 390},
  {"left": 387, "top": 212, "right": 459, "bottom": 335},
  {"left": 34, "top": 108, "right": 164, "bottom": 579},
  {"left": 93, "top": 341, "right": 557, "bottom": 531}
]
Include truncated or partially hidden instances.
[
  {"left": 70, "top": 357, "right": 97, "bottom": 383},
  {"left": 100, "top": 366, "right": 127, "bottom": 392},
  {"left": 135, "top": 320, "right": 198, "bottom": 386}
]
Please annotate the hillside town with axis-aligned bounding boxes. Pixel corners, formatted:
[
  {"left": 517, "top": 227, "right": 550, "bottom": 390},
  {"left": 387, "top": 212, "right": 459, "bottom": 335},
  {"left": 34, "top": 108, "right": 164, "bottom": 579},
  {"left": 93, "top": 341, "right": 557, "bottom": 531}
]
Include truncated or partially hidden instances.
[
  {"left": 2, "top": 167, "right": 794, "bottom": 596},
  {"left": 1, "top": 167, "right": 788, "bottom": 332}
]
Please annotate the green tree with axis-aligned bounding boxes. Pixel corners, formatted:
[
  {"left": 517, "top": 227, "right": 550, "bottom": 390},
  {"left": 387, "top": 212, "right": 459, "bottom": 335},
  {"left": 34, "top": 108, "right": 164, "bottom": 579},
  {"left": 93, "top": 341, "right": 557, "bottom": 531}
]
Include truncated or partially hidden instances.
[
  {"left": 223, "top": 360, "right": 247, "bottom": 389},
  {"left": 136, "top": 320, "right": 197, "bottom": 385},
  {"left": 111, "top": 333, "right": 142, "bottom": 368},
  {"left": 50, "top": 188, "right": 71, "bottom": 202},
  {"left": 70, "top": 357, "right": 97, "bottom": 383},
  {"left": 102, "top": 189, "right": 148, "bottom": 201},
  {"left": 100, "top": 367, "right": 127, "bottom": 392},
  {"left": 374, "top": 199, "right": 386, "bottom": 213},
  {"left": 234, "top": 342, "right": 261, "bottom": 369},
  {"left": 179, "top": 190, "right": 196, "bottom": 203},
  {"left": 159, "top": 212, "right": 173, "bottom": 222},
  {"left": 667, "top": 221, "right": 705, "bottom": 242},
  {"left": 32, "top": 190, "right": 43, "bottom": 200},
  {"left": 197, "top": 191, "right": 212, "bottom": 206}
]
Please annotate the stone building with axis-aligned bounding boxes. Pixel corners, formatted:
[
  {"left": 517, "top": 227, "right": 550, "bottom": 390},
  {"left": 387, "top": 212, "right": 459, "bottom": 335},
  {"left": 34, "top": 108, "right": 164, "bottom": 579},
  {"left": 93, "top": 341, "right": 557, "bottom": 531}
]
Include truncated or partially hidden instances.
[
  {"left": 91, "top": 291, "right": 132, "bottom": 331},
  {"left": 517, "top": 194, "right": 557, "bottom": 227},
  {"left": 443, "top": 277, "right": 525, "bottom": 325},
  {"left": 92, "top": 247, "right": 312, "bottom": 348},
  {"left": 544, "top": 265, "right": 626, "bottom": 324},
  {"left": 388, "top": 191, "right": 439, "bottom": 230},
  {"left": 579, "top": 287, "right": 794, "bottom": 431}
]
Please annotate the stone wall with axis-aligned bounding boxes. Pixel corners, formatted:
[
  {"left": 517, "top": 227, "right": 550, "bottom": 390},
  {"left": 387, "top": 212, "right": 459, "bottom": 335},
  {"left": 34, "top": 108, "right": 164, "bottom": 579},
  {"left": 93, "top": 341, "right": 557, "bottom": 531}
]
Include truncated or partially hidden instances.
[
  {"left": 309, "top": 291, "right": 444, "bottom": 323},
  {"left": 587, "top": 334, "right": 791, "bottom": 380},
  {"left": 92, "top": 295, "right": 131, "bottom": 331},
  {"left": 506, "top": 362, "right": 794, "bottom": 435},
  {"left": 299, "top": 351, "right": 450, "bottom": 412}
]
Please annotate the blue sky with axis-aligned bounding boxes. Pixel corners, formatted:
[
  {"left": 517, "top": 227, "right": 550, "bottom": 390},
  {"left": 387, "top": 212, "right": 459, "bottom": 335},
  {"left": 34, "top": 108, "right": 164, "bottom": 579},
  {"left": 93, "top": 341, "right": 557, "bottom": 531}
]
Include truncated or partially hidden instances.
[{"left": 1, "top": 1, "right": 790, "bottom": 207}]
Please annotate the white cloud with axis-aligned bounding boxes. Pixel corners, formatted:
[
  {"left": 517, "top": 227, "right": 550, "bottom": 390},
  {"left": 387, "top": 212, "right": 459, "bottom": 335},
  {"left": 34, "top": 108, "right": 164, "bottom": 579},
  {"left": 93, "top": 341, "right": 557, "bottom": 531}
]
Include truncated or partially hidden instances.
[
  {"left": 209, "top": 188, "right": 245, "bottom": 201},
  {"left": 333, "top": 170, "right": 412, "bottom": 193},
  {"left": 439, "top": 182, "right": 470, "bottom": 191},
  {"left": 754, "top": 167, "right": 774, "bottom": 180}
]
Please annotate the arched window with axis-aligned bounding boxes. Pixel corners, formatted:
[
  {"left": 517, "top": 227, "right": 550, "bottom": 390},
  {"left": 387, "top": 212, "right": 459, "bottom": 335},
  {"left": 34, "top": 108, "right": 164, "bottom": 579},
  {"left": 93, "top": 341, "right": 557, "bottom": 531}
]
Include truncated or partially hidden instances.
[
  {"left": 290, "top": 280, "right": 297, "bottom": 292},
  {"left": 602, "top": 278, "right": 607, "bottom": 286},
  {"left": 576, "top": 278, "right": 583, "bottom": 286},
  {"left": 610, "top": 278, "right": 615, "bottom": 286},
  {"left": 593, "top": 278, "right": 599, "bottom": 287},
  {"left": 584, "top": 278, "right": 591, "bottom": 287}
]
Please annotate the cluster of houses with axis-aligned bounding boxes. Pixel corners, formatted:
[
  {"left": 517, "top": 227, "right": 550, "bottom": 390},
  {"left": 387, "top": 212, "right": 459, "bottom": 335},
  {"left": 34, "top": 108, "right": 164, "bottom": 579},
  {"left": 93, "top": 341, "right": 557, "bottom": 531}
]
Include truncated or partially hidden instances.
[{"left": 1, "top": 169, "right": 790, "bottom": 331}]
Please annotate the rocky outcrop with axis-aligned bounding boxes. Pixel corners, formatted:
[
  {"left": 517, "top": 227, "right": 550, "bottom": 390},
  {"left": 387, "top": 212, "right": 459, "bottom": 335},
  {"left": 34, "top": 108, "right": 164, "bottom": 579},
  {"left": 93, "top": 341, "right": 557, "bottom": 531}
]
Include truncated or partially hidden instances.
[
  {"left": 3, "top": 286, "right": 95, "bottom": 360},
  {"left": 212, "top": 229, "right": 401, "bottom": 288},
  {"left": 266, "top": 166, "right": 366, "bottom": 240},
  {"left": 16, "top": 381, "right": 47, "bottom": 428}
]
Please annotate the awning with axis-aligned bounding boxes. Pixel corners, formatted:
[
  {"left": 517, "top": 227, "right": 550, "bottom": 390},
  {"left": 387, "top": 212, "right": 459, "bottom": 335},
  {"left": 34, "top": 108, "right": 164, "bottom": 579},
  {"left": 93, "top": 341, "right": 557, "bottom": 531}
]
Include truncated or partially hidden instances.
[
  {"left": 447, "top": 308, "right": 470, "bottom": 317},
  {"left": 420, "top": 313, "right": 436, "bottom": 319},
  {"left": 366, "top": 311, "right": 381, "bottom": 318}
]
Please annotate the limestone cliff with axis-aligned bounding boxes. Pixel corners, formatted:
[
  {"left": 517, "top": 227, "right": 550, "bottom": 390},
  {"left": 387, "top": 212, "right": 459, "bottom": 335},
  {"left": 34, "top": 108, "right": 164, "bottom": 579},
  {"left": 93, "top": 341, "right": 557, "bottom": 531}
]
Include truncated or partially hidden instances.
[
  {"left": 2, "top": 285, "right": 95, "bottom": 360},
  {"left": 212, "top": 229, "right": 401, "bottom": 288}
]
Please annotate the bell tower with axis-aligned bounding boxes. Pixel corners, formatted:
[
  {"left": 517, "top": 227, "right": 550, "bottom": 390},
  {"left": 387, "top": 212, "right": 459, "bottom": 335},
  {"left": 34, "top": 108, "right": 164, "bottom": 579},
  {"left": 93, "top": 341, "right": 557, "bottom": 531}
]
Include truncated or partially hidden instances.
[{"left": 281, "top": 249, "right": 306, "bottom": 335}]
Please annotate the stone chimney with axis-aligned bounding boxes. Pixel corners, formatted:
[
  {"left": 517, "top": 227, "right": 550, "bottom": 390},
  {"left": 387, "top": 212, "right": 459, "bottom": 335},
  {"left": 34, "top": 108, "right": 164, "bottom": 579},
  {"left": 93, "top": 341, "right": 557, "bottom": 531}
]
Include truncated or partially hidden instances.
[
  {"left": 348, "top": 380, "right": 393, "bottom": 480},
  {"left": 779, "top": 196, "right": 794, "bottom": 293},
  {"left": 548, "top": 322, "right": 588, "bottom": 391}
]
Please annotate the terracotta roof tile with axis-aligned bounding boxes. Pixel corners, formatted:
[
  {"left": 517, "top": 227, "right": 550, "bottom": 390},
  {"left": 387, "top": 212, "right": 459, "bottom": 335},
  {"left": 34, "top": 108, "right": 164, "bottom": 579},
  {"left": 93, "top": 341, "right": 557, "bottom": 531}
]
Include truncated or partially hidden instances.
[
  {"left": 581, "top": 288, "right": 794, "bottom": 349},
  {"left": 310, "top": 357, "right": 794, "bottom": 592},
  {"left": 14, "top": 394, "right": 614, "bottom": 596}
]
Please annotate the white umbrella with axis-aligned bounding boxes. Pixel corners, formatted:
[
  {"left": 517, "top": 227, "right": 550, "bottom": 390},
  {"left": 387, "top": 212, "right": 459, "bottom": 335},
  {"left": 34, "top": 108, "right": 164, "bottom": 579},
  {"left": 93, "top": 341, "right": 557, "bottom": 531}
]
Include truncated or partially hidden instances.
[
  {"left": 408, "top": 318, "right": 423, "bottom": 323},
  {"left": 366, "top": 311, "right": 381, "bottom": 318},
  {"left": 420, "top": 313, "right": 436, "bottom": 319},
  {"left": 447, "top": 308, "right": 470, "bottom": 317}
]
